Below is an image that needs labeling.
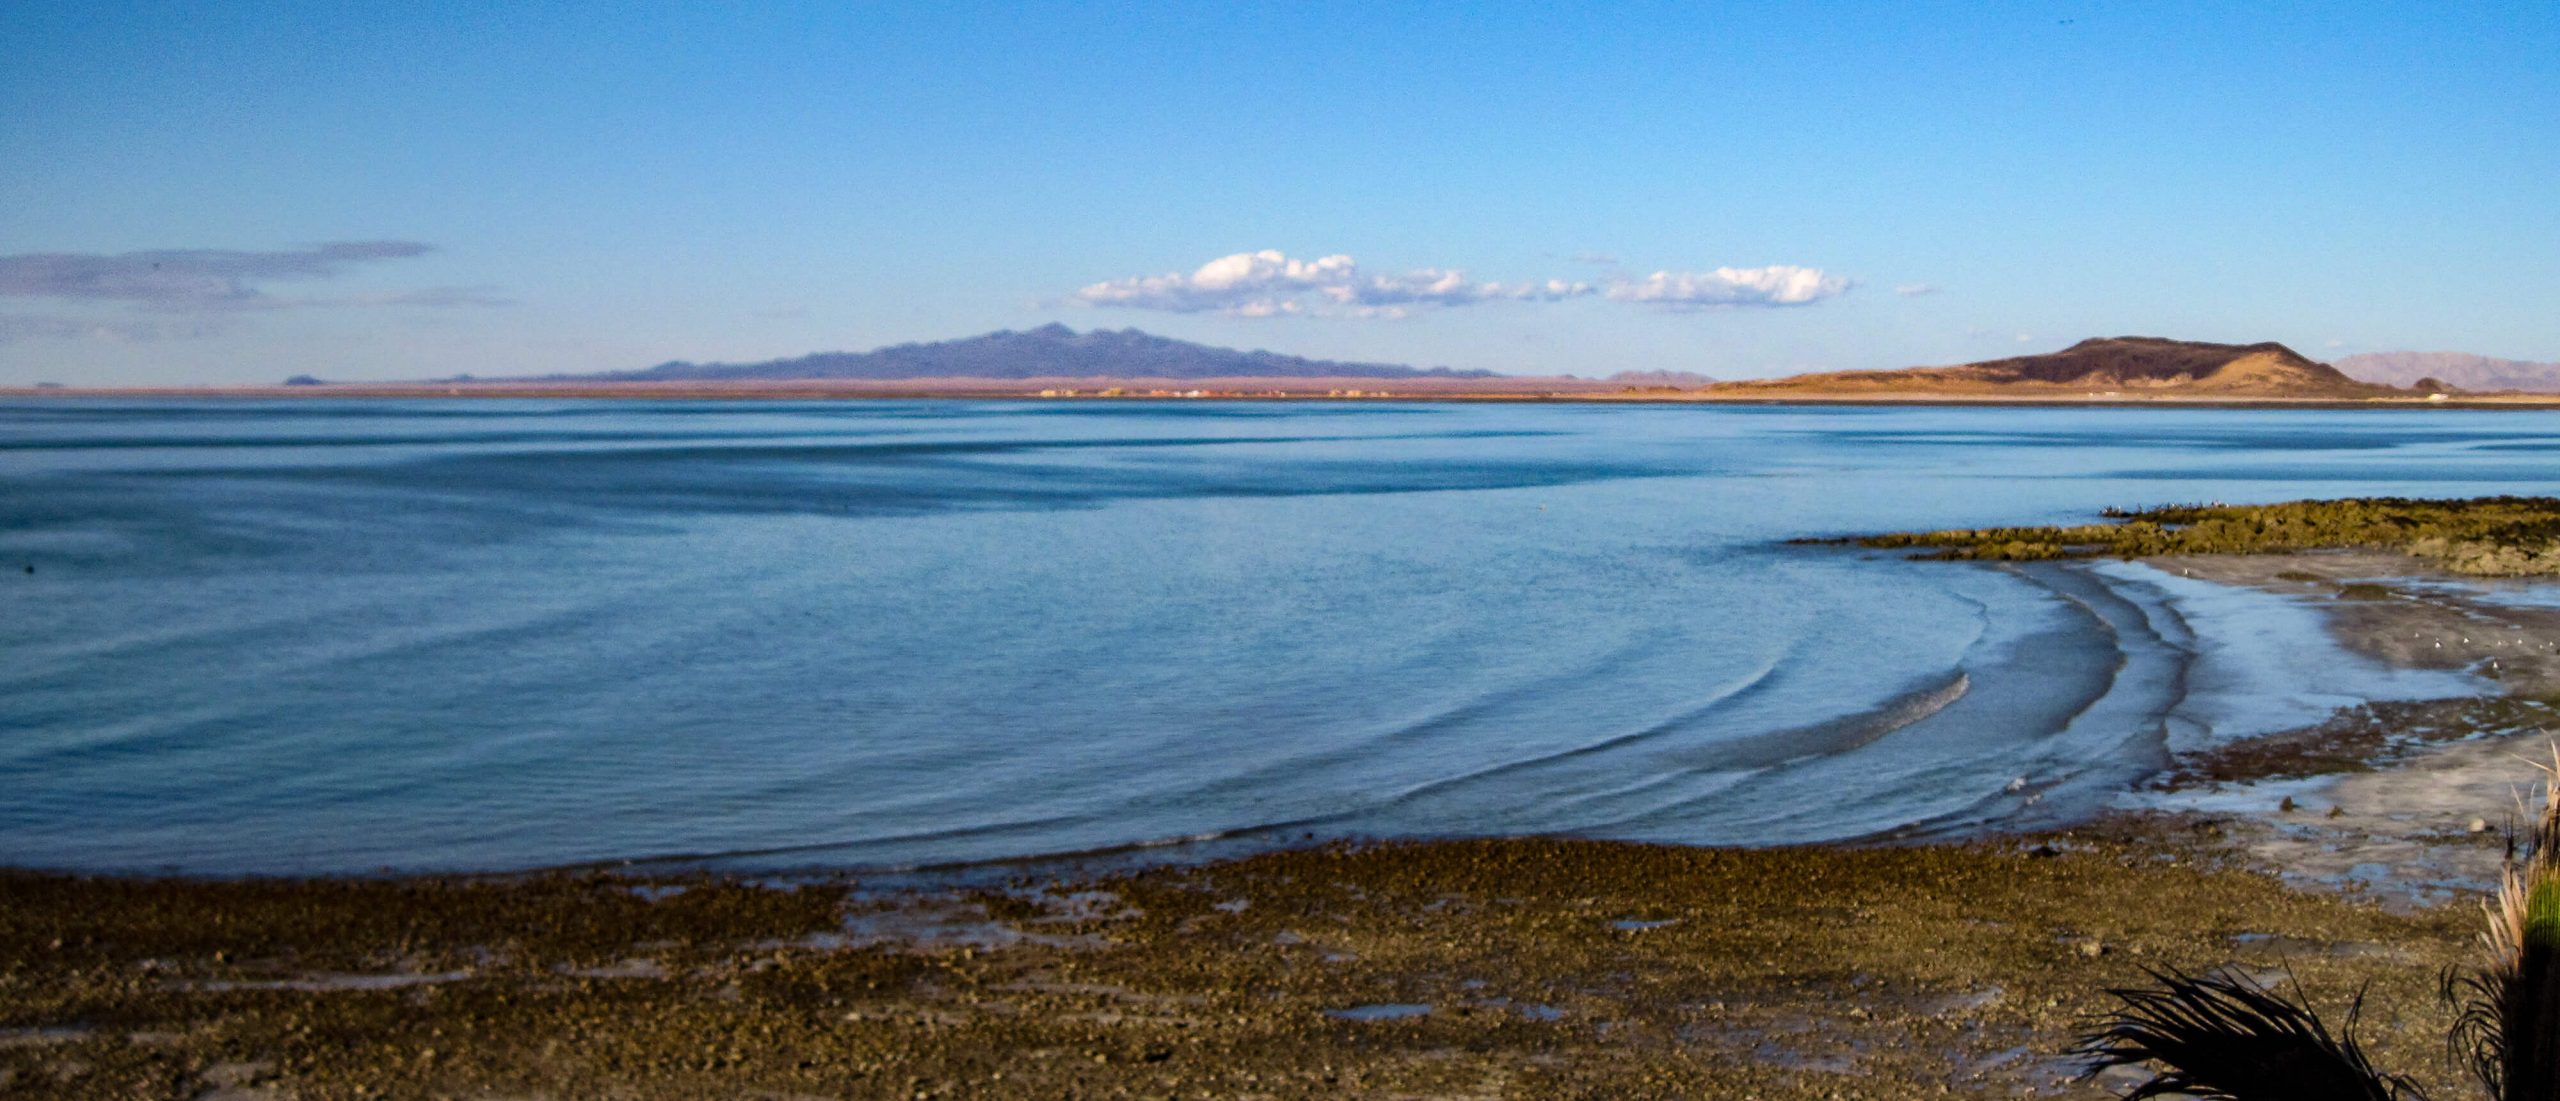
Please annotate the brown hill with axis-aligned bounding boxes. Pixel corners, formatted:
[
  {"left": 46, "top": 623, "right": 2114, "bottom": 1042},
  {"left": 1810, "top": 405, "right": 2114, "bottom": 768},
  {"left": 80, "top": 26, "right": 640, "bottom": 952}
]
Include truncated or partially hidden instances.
[{"left": 1717, "top": 337, "right": 2397, "bottom": 398}]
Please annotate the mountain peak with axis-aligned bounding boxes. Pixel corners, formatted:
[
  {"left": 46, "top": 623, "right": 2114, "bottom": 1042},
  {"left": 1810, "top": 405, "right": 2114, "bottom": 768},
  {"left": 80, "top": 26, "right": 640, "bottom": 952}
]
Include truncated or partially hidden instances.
[
  {"left": 576, "top": 326, "right": 1494, "bottom": 383},
  {"left": 2334, "top": 350, "right": 2560, "bottom": 393}
]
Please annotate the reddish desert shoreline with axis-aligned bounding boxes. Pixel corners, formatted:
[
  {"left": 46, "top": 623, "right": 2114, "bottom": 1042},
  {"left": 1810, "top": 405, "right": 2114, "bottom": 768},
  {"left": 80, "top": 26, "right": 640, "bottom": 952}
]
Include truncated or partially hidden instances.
[{"left": 7, "top": 378, "right": 2559, "bottom": 408}]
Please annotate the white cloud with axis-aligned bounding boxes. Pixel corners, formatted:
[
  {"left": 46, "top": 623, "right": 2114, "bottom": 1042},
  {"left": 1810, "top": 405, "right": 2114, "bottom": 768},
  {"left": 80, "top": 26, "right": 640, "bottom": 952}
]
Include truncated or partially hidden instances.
[
  {"left": 1078, "top": 251, "right": 1847, "bottom": 318},
  {"left": 1075, "top": 249, "right": 1594, "bottom": 318},
  {"left": 1894, "top": 283, "right": 1939, "bottom": 297},
  {"left": 1602, "top": 266, "right": 1852, "bottom": 311},
  {"left": 1333, "top": 269, "right": 1590, "bottom": 311},
  {"left": 1073, "top": 250, "right": 1358, "bottom": 315}
]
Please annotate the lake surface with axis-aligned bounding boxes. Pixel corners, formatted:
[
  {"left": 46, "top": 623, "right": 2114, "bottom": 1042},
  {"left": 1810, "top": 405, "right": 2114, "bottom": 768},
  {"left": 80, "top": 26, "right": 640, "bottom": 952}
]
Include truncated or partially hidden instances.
[{"left": 0, "top": 399, "right": 2537, "bottom": 875}]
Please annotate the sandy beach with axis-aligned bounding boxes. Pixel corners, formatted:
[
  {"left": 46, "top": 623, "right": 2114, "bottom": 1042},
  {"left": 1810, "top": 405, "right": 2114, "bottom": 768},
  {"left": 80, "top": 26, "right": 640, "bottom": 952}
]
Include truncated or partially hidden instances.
[{"left": 6, "top": 549, "right": 2556, "bottom": 1099}]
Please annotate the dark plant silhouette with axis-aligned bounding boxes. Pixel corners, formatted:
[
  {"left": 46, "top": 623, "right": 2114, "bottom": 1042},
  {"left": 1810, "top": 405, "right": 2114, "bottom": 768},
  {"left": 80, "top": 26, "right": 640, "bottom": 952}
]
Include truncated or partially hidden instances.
[
  {"left": 2445, "top": 752, "right": 2560, "bottom": 1101},
  {"left": 2075, "top": 967, "right": 2425, "bottom": 1100},
  {"left": 2077, "top": 751, "right": 2560, "bottom": 1101}
]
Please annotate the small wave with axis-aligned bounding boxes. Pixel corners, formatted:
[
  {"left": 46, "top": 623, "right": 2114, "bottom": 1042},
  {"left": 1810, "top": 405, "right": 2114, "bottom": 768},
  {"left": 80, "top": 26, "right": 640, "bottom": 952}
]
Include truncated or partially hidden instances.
[
  {"left": 590, "top": 813, "right": 1359, "bottom": 877},
  {"left": 1347, "top": 650, "right": 1800, "bottom": 812},
  {"left": 568, "top": 810, "right": 1110, "bottom": 872},
  {"left": 1150, "top": 630, "right": 1680, "bottom": 805},
  {"left": 1567, "top": 558, "right": 2176, "bottom": 841},
  {"left": 1677, "top": 671, "right": 1971, "bottom": 772},
  {"left": 1324, "top": 666, "right": 1974, "bottom": 844}
]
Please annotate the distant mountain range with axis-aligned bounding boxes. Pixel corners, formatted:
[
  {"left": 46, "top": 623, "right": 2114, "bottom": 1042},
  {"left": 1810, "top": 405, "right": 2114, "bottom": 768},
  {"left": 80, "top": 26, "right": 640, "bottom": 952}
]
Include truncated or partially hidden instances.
[
  {"left": 2330, "top": 351, "right": 2560, "bottom": 393},
  {"left": 403, "top": 327, "right": 2543, "bottom": 399},
  {"left": 1712, "top": 336, "right": 2390, "bottom": 398},
  {"left": 577, "top": 324, "right": 1495, "bottom": 382}
]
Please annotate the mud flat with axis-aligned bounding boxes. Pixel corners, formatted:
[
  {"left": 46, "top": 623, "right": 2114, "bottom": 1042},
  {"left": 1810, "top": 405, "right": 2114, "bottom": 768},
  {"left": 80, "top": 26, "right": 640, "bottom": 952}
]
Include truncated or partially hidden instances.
[
  {"left": 2157, "top": 550, "right": 2560, "bottom": 694},
  {"left": 2122, "top": 550, "right": 2560, "bottom": 910},
  {"left": 0, "top": 824, "right": 2487, "bottom": 1101},
  {"left": 3, "top": 718, "right": 2537, "bottom": 1099}
]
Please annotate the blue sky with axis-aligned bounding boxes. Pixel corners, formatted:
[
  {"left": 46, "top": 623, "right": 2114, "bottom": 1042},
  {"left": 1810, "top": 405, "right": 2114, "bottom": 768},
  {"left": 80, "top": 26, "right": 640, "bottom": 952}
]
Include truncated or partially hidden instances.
[{"left": 3, "top": 1, "right": 2555, "bottom": 384}]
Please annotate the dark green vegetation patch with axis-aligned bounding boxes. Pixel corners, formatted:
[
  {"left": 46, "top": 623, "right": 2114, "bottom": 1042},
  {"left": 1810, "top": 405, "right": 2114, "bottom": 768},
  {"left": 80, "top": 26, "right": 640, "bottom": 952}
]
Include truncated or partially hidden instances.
[{"left": 1836, "top": 497, "right": 2560, "bottom": 576}]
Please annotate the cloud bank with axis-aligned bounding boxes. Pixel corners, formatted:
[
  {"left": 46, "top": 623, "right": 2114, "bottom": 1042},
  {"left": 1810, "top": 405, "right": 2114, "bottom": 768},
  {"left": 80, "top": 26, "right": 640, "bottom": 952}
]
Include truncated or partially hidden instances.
[
  {"left": 0, "top": 242, "right": 450, "bottom": 311},
  {"left": 1075, "top": 250, "right": 1850, "bottom": 319},
  {"left": 0, "top": 313, "right": 227, "bottom": 343},
  {"left": 0, "top": 241, "right": 504, "bottom": 343}
]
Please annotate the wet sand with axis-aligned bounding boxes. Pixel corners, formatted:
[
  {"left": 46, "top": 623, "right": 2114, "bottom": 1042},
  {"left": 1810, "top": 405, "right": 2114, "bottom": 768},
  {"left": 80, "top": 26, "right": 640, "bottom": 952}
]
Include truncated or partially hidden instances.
[{"left": 8, "top": 552, "right": 2558, "bottom": 1099}]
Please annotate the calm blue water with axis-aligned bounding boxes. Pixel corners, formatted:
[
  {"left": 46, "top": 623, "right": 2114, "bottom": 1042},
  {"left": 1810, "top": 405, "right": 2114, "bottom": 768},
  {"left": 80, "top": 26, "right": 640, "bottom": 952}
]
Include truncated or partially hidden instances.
[{"left": 0, "top": 399, "right": 2546, "bottom": 875}]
